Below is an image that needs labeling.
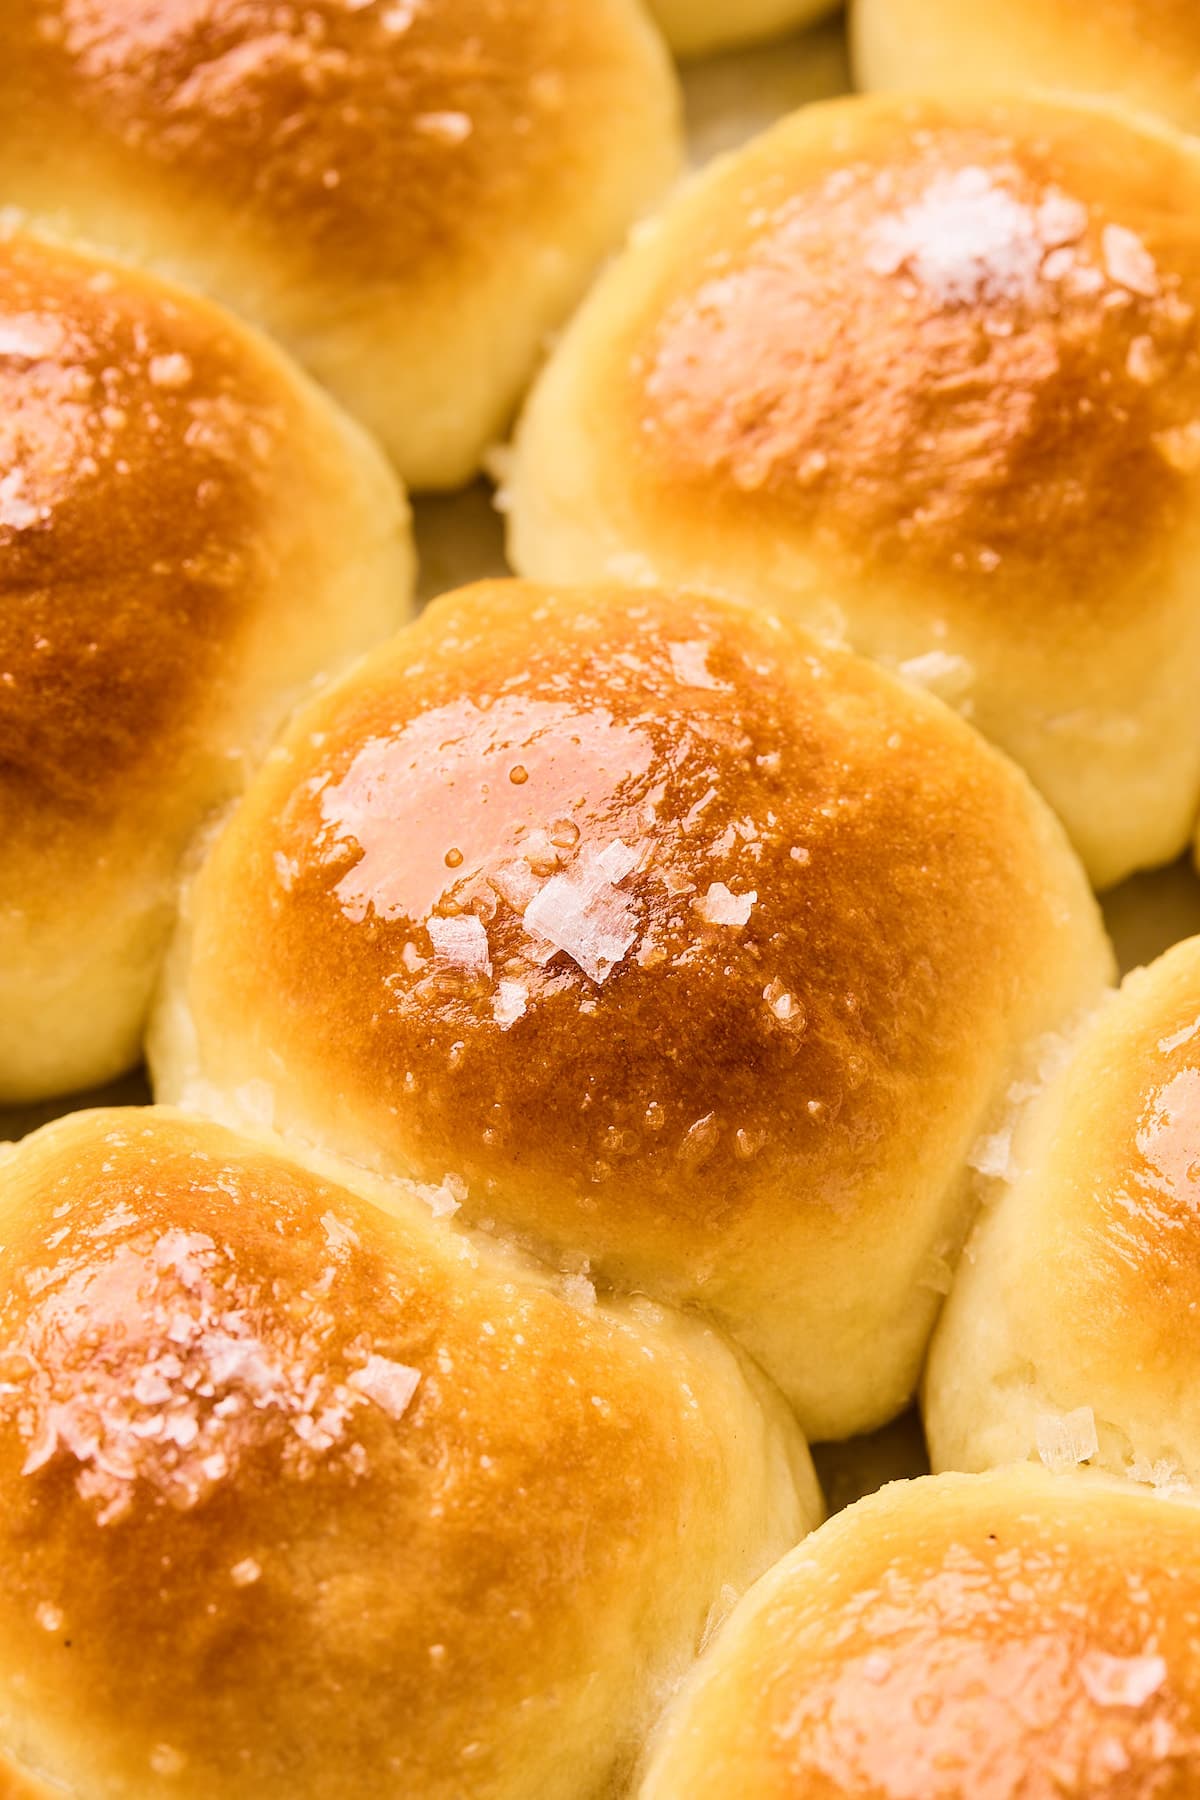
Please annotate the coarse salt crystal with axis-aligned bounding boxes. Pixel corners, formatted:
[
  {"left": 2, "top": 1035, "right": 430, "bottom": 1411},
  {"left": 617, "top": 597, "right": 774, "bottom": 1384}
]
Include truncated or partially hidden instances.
[
  {"left": 1102, "top": 223, "right": 1159, "bottom": 299},
  {"left": 523, "top": 844, "right": 639, "bottom": 984},
  {"left": 865, "top": 167, "right": 1048, "bottom": 305},
  {"left": 668, "top": 640, "right": 724, "bottom": 690},
  {"left": 1158, "top": 1018, "right": 1200, "bottom": 1057},
  {"left": 1129, "top": 1455, "right": 1185, "bottom": 1493},
  {"left": 320, "top": 1212, "right": 360, "bottom": 1256},
  {"left": 347, "top": 1355, "right": 421, "bottom": 1422},
  {"left": 427, "top": 913, "right": 491, "bottom": 976},
  {"left": 410, "top": 1173, "right": 465, "bottom": 1218},
  {"left": 413, "top": 110, "right": 472, "bottom": 144},
  {"left": 968, "top": 1127, "right": 1015, "bottom": 1181},
  {"left": 560, "top": 1271, "right": 597, "bottom": 1309},
  {"left": 492, "top": 978, "right": 527, "bottom": 1029},
  {"left": 148, "top": 352, "right": 193, "bottom": 390},
  {"left": 0, "top": 468, "right": 41, "bottom": 532},
  {"left": 898, "top": 649, "right": 974, "bottom": 696},
  {"left": 694, "top": 882, "right": 756, "bottom": 927},
  {"left": 1079, "top": 1651, "right": 1167, "bottom": 1709},
  {"left": 596, "top": 839, "right": 638, "bottom": 882},
  {"left": 1155, "top": 421, "right": 1200, "bottom": 475},
  {"left": 1036, "top": 1406, "right": 1098, "bottom": 1472}
]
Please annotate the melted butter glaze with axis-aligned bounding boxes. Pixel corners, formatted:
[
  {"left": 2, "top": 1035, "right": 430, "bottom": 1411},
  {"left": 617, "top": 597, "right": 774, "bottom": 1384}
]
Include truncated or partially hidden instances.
[
  {"left": 188, "top": 580, "right": 1076, "bottom": 1259},
  {"left": 631, "top": 97, "right": 1200, "bottom": 612},
  {"left": 644, "top": 1473, "right": 1200, "bottom": 1800},
  {"left": 0, "top": 229, "right": 281, "bottom": 829},
  {"left": 1, "top": 0, "right": 637, "bottom": 281}
]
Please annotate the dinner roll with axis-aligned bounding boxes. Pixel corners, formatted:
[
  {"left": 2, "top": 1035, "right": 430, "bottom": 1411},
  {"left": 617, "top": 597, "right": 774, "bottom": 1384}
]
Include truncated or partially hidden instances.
[
  {"left": 650, "top": 0, "right": 837, "bottom": 60},
  {"left": 0, "top": 224, "right": 411, "bottom": 1108},
  {"left": 150, "top": 578, "right": 1112, "bottom": 1440},
  {"left": 0, "top": 1106, "right": 817, "bottom": 1799},
  {"left": 927, "top": 933, "right": 1200, "bottom": 1492},
  {"left": 853, "top": 0, "right": 1200, "bottom": 138},
  {"left": 0, "top": 0, "right": 681, "bottom": 489},
  {"left": 637, "top": 1465, "right": 1200, "bottom": 1799},
  {"left": 506, "top": 92, "right": 1200, "bottom": 888}
]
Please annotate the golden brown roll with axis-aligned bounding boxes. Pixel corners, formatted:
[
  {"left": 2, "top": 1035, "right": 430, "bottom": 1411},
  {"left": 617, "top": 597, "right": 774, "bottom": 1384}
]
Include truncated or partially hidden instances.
[
  {"left": 637, "top": 1465, "right": 1200, "bottom": 1800},
  {"left": 506, "top": 91, "right": 1200, "bottom": 888},
  {"left": 0, "top": 1106, "right": 818, "bottom": 1799},
  {"left": 0, "top": 0, "right": 681, "bottom": 489},
  {"left": 650, "top": 0, "right": 837, "bottom": 59},
  {"left": 926, "top": 933, "right": 1200, "bottom": 1491},
  {"left": 0, "top": 223, "right": 412, "bottom": 1108},
  {"left": 853, "top": 0, "right": 1200, "bottom": 137},
  {"left": 149, "top": 578, "right": 1112, "bottom": 1441}
]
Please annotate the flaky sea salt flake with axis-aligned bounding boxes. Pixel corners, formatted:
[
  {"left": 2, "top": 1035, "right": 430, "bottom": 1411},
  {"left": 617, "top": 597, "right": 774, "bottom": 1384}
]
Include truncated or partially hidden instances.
[
  {"left": 1036, "top": 1405, "right": 1098, "bottom": 1472},
  {"left": 427, "top": 913, "right": 491, "bottom": 976},
  {"left": 1080, "top": 1651, "right": 1167, "bottom": 1709},
  {"left": 492, "top": 978, "right": 528, "bottom": 1029},
  {"left": 523, "top": 847, "right": 639, "bottom": 984},
  {"left": 347, "top": 1354, "right": 421, "bottom": 1421},
  {"left": 695, "top": 882, "right": 756, "bottom": 927}
]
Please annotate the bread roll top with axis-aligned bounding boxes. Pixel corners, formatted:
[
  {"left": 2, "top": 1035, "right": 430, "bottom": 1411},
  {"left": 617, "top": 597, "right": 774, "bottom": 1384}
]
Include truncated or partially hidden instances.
[
  {"left": 0, "top": 1107, "right": 816, "bottom": 1799},
  {"left": 639, "top": 1465, "right": 1200, "bottom": 1799},
  {"left": 152, "top": 578, "right": 1111, "bottom": 1437}
]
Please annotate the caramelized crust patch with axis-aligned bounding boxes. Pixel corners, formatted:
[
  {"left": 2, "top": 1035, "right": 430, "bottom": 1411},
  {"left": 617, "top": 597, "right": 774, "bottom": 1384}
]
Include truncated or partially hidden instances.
[
  {"left": 189, "top": 580, "right": 1066, "bottom": 1247},
  {"left": 632, "top": 98, "right": 1200, "bottom": 609},
  {"left": 0, "top": 230, "right": 283, "bottom": 831},
  {"left": 2, "top": 0, "right": 648, "bottom": 281}
]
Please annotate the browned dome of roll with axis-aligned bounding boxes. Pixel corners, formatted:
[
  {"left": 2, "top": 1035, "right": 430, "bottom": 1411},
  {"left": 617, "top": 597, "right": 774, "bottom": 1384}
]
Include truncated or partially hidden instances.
[
  {"left": 0, "top": 1108, "right": 816, "bottom": 1799},
  {"left": 0, "top": 0, "right": 681, "bottom": 487},
  {"left": 0, "top": 223, "right": 412, "bottom": 1106},
  {"left": 507, "top": 92, "right": 1200, "bottom": 888},
  {"left": 150, "top": 578, "right": 1112, "bottom": 1440},
  {"left": 638, "top": 1466, "right": 1200, "bottom": 1800}
]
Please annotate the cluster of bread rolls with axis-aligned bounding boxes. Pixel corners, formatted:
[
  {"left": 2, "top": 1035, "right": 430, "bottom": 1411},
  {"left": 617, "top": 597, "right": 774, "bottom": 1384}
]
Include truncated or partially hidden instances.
[{"left": 6, "top": 1, "right": 1200, "bottom": 1795}]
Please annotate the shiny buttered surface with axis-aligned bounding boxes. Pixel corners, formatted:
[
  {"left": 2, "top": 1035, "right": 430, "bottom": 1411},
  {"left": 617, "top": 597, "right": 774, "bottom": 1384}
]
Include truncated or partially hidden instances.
[
  {"left": 0, "top": 1108, "right": 818, "bottom": 1799},
  {"left": 0, "top": 225, "right": 412, "bottom": 1109},
  {"left": 151, "top": 579, "right": 1112, "bottom": 1441},
  {"left": 638, "top": 1466, "right": 1200, "bottom": 1800},
  {"left": 0, "top": 0, "right": 682, "bottom": 488},
  {"left": 649, "top": 0, "right": 837, "bottom": 59},
  {"left": 507, "top": 92, "right": 1200, "bottom": 888},
  {"left": 853, "top": 0, "right": 1200, "bottom": 137},
  {"left": 927, "top": 934, "right": 1200, "bottom": 1491}
]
